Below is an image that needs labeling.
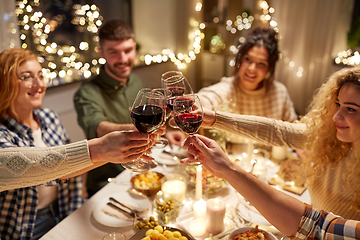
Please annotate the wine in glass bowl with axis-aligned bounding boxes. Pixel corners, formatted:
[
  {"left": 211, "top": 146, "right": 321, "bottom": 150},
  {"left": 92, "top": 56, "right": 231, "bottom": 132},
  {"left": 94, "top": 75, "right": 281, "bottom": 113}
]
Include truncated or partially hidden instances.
[
  {"left": 161, "top": 71, "right": 194, "bottom": 127},
  {"left": 173, "top": 95, "right": 203, "bottom": 166},
  {"left": 122, "top": 88, "right": 165, "bottom": 172},
  {"left": 131, "top": 104, "right": 163, "bottom": 133}
]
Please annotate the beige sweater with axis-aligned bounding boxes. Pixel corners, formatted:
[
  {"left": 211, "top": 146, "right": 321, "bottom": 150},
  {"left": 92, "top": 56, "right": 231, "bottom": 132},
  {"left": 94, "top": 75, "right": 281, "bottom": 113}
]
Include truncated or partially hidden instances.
[
  {"left": 213, "top": 111, "right": 360, "bottom": 220},
  {"left": 198, "top": 76, "right": 298, "bottom": 122},
  {"left": 0, "top": 140, "right": 92, "bottom": 191}
]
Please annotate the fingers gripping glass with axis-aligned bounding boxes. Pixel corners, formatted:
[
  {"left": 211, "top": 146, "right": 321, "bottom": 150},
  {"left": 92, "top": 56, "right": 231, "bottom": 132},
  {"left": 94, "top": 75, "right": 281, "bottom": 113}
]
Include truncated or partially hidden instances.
[
  {"left": 173, "top": 94, "right": 203, "bottom": 166},
  {"left": 121, "top": 88, "right": 166, "bottom": 172}
]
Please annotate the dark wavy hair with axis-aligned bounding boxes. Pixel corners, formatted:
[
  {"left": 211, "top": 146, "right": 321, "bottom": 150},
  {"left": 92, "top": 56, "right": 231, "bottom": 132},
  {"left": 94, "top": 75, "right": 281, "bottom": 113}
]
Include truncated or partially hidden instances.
[
  {"left": 98, "top": 19, "right": 134, "bottom": 46},
  {"left": 233, "top": 27, "right": 280, "bottom": 91}
]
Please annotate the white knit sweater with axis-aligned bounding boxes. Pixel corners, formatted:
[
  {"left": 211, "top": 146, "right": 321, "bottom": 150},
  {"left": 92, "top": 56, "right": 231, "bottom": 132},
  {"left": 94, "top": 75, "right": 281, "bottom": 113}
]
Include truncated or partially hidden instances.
[{"left": 0, "top": 140, "right": 92, "bottom": 191}]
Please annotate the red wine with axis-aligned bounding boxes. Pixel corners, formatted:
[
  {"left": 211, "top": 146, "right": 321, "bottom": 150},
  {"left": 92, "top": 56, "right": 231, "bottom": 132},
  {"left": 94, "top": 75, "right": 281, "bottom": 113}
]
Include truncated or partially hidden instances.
[
  {"left": 167, "top": 86, "right": 184, "bottom": 96},
  {"left": 174, "top": 113, "right": 202, "bottom": 134},
  {"left": 131, "top": 105, "right": 163, "bottom": 133}
]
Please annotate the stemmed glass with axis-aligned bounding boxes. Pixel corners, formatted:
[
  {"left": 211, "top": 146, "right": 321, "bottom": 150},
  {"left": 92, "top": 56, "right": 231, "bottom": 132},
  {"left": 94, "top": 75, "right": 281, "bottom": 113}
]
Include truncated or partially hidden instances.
[
  {"left": 161, "top": 71, "right": 194, "bottom": 128},
  {"left": 172, "top": 94, "right": 203, "bottom": 166},
  {"left": 121, "top": 88, "right": 166, "bottom": 172},
  {"left": 151, "top": 88, "right": 172, "bottom": 148}
]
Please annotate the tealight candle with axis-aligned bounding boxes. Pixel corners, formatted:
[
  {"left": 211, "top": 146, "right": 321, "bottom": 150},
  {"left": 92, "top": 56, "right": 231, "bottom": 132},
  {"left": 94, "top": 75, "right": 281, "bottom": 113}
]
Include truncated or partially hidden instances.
[
  {"left": 161, "top": 179, "right": 186, "bottom": 202},
  {"left": 193, "top": 199, "right": 207, "bottom": 219},
  {"left": 205, "top": 198, "right": 226, "bottom": 235},
  {"left": 188, "top": 218, "right": 206, "bottom": 237}
]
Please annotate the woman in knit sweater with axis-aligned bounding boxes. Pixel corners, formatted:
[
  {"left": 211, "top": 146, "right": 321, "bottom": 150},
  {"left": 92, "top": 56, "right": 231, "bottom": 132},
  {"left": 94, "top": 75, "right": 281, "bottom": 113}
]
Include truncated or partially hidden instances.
[
  {"left": 197, "top": 27, "right": 297, "bottom": 123},
  {"left": 0, "top": 48, "right": 161, "bottom": 240},
  {"left": 187, "top": 66, "right": 360, "bottom": 221}
]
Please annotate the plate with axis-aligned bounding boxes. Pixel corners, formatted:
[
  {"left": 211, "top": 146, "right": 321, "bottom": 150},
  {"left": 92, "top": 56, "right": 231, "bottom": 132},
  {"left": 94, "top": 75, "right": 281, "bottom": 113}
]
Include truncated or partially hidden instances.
[
  {"left": 129, "top": 226, "right": 195, "bottom": 240},
  {"left": 229, "top": 188, "right": 311, "bottom": 228},
  {"left": 228, "top": 227, "right": 277, "bottom": 240},
  {"left": 92, "top": 192, "right": 152, "bottom": 227},
  {"left": 151, "top": 146, "right": 187, "bottom": 166}
]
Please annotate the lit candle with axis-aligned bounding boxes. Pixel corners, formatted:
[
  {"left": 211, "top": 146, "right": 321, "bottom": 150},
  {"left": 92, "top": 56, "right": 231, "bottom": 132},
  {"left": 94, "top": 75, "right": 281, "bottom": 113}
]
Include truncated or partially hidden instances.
[
  {"left": 205, "top": 198, "right": 226, "bottom": 235},
  {"left": 193, "top": 199, "right": 207, "bottom": 219},
  {"left": 195, "top": 165, "right": 202, "bottom": 201},
  {"left": 161, "top": 180, "right": 187, "bottom": 202},
  {"left": 188, "top": 218, "right": 206, "bottom": 237}
]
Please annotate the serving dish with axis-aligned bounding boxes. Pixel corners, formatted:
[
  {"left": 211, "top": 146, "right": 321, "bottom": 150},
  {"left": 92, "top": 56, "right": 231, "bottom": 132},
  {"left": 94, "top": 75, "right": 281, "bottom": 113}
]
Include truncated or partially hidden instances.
[
  {"left": 131, "top": 171, "right": 164, "bottom": 196},
  {"left": 228, "top": 226, "right": 277, "bottom": 240},
  {"left": 129, "top": 226, "right": 194, "bottom": 240},
  {"left": 186, "top": 166, "right": 228, "bottom": 192}
]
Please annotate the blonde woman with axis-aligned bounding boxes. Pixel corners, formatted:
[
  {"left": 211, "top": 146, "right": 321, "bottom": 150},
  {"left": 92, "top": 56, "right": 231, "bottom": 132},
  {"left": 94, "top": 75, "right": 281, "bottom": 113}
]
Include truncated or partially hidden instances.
[{"left": 188, "top": 66, "right": 360, "bottom": 221}]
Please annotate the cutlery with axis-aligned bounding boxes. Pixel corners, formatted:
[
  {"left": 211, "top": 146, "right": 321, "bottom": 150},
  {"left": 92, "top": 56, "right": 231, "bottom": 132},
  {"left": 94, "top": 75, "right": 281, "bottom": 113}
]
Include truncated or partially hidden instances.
[
  {"left": 109, "top": 197, "right": 145, "bottom": 215},
  {"left": 106, "top": 202, "right": 135, "bottom": 218}
]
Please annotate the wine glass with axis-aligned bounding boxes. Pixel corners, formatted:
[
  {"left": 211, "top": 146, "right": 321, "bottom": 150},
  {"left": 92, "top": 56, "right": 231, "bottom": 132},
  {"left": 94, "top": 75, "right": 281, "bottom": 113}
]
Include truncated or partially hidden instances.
[
  {"left": 161, "top": 71, "right": 194, "bottom": 128},
  {"left": 121, "top": 88, "right": 166, "bottom": 172},
  {"left": 151, "top": 88, "right": 172, "bottom": 148},
  {"left": 172, "top": 94, "right": 203, "bottom": 166}
]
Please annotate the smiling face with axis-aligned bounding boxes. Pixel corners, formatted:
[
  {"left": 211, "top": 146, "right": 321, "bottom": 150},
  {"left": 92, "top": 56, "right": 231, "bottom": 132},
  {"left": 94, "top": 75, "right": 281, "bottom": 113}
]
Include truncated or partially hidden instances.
[
  {"left": 238, "top": 46, "right": 269, "bottom": 90},
  {"left": 332, "top": 83, "right": 360, "bottom": 145},
  {"left": 99, "top": 38, "right": 136, "bottom": 82},
  {"left": 15, "top": 59, "right": 46, "bottom": 113}
]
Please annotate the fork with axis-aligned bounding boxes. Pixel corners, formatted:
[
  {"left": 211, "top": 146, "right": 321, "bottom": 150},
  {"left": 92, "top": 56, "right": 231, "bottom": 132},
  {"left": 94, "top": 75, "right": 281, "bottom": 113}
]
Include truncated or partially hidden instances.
[{"left": 109, "top": 197, "right": 145, "bottom": 216}]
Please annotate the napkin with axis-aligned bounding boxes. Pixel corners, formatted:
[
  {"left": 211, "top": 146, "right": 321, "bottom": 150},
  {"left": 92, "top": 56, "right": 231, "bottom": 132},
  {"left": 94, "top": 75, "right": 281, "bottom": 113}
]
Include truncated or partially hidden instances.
[{"left": 101, "top": 197, "right": 148, "bottom": 220}]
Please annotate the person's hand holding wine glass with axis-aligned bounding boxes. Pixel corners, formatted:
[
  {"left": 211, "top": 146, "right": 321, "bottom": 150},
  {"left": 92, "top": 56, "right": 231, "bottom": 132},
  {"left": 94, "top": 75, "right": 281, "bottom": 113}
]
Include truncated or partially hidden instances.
[
  {"left": 121, "top": 88, "right": 166, "bottom": 172},
  {"left": 172, "top": 94, "right": 204, "bottom": 166}
]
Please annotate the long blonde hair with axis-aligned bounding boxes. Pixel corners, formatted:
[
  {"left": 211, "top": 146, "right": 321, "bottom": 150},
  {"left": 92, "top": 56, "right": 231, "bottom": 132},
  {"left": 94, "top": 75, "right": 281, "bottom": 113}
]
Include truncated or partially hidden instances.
[
  {"left": 0, "top": 48, "right": 38, "bottom": 121},
  {"left": 301, "top": 66, "right": 360, "bottom": 209}
]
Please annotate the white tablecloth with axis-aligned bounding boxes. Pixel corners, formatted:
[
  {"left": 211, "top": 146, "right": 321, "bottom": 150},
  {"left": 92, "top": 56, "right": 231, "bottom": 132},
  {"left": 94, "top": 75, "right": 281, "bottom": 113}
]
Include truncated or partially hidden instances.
[{"left": 40, "top": 151, "right": 311, "bottom": 240}]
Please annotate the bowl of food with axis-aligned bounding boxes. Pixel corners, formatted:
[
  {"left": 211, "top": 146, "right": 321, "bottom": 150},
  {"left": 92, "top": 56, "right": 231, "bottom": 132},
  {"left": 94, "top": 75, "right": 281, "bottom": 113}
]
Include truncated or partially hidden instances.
[
  {"left": 186, "top": 166, "right": 228, "bottom": 193},
  {"left": 228, "top": 226, "right": 277, "bottom": 240},
  {"left": 131, "top": 171, "right": 165, "bottom": 197}
]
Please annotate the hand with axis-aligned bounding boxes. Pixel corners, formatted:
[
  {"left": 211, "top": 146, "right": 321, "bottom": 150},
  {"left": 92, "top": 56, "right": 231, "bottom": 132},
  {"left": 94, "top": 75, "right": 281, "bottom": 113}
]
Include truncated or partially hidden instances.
[
  {"left": 165, "top": 130, "right": 186, "bottom": 146},
  {"left": 181, "top": 134, "right": 233, "bottom": 178},
  {"left": 153, "top": 125, "right": 167, "bottom": 136},
  {"left": 202, "top": 107, "right": 216, "bottom": 128},
  {"left": 89, "top": 130, "right": 155, "bottom": 164}
]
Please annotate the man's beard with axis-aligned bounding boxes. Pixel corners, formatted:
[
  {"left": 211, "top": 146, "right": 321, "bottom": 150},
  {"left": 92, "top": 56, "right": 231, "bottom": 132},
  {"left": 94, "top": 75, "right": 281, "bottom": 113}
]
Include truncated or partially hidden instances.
[{"left": 108, "top": 62, "right": 132, "bottom": 79}]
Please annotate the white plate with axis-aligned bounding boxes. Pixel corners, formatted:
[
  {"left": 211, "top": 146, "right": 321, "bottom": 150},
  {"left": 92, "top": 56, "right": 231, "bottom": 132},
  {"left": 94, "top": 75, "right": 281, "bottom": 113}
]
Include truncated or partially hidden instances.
[
  {"left": 229, "top": 188, "right": 311, "bottom": 227},
  {"left": 92, "top": 192, "right": 152, "bottom": 227},
  {"left": 151, "top": 146, "right": 187, "bottom": 166}
]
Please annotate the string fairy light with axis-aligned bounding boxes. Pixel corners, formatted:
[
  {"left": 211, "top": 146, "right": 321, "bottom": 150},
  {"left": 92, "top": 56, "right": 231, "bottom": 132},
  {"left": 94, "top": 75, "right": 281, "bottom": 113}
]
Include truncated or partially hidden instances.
[
  {"left": 16, "top": 0, "right": 103, "bottom": 86},
  {"left": 138, "top": 2, "right": 204, "bottom": 69},
  {"left": 335, "top": 49, "right": 360, "bottom": 66}
]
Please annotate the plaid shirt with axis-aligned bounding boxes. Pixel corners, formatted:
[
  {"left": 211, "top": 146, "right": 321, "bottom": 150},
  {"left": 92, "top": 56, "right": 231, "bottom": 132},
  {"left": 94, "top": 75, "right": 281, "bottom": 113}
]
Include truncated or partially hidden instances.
[
  {"left": 0, "top": 108, "right": 83, "bottom": 240},
  {"left": 291, "top": 203, "right": 360, "bottom": 239}
]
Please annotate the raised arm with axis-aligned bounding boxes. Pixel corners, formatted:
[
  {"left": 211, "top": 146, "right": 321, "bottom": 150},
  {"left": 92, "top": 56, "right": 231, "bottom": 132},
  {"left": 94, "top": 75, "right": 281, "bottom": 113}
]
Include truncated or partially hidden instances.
[
  {"left": 182, "top": 135, "right": 304, "bottom": 236},
  {"left": 0, "top": 130, "right": 159, "bottom": 191}
]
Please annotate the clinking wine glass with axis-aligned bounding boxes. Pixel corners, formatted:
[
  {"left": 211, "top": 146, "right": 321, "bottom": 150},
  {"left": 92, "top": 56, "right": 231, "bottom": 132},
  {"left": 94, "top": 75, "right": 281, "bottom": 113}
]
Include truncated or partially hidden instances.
[
  {"left": 161, "top": 71, "right": 194, "bottom": 128},
  {"left": 151, "top": 88, "right": 172, "bottom": 148},
  {"left": 121, "top": 88, "right": 166, "bottom": 172},
  {"left": 172, "top": 94, "right": 203, "bottom": 166}
]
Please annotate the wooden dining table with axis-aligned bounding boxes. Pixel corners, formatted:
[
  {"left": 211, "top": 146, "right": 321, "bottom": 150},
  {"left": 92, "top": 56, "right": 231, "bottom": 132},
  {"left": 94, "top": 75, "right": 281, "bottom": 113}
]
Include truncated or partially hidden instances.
[{"left": 40, "top": 148, "right": 311, "bottom": 240}]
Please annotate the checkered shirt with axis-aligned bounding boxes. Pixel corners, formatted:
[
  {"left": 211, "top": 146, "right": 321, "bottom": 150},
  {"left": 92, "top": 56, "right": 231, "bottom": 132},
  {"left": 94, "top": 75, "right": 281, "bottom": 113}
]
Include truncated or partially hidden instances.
[
  {"left": 291, "top": 203, "right": 360, "bottom": 240},
  {"left": 0, "top": 108, "right": 83, "bottom": 240}
]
